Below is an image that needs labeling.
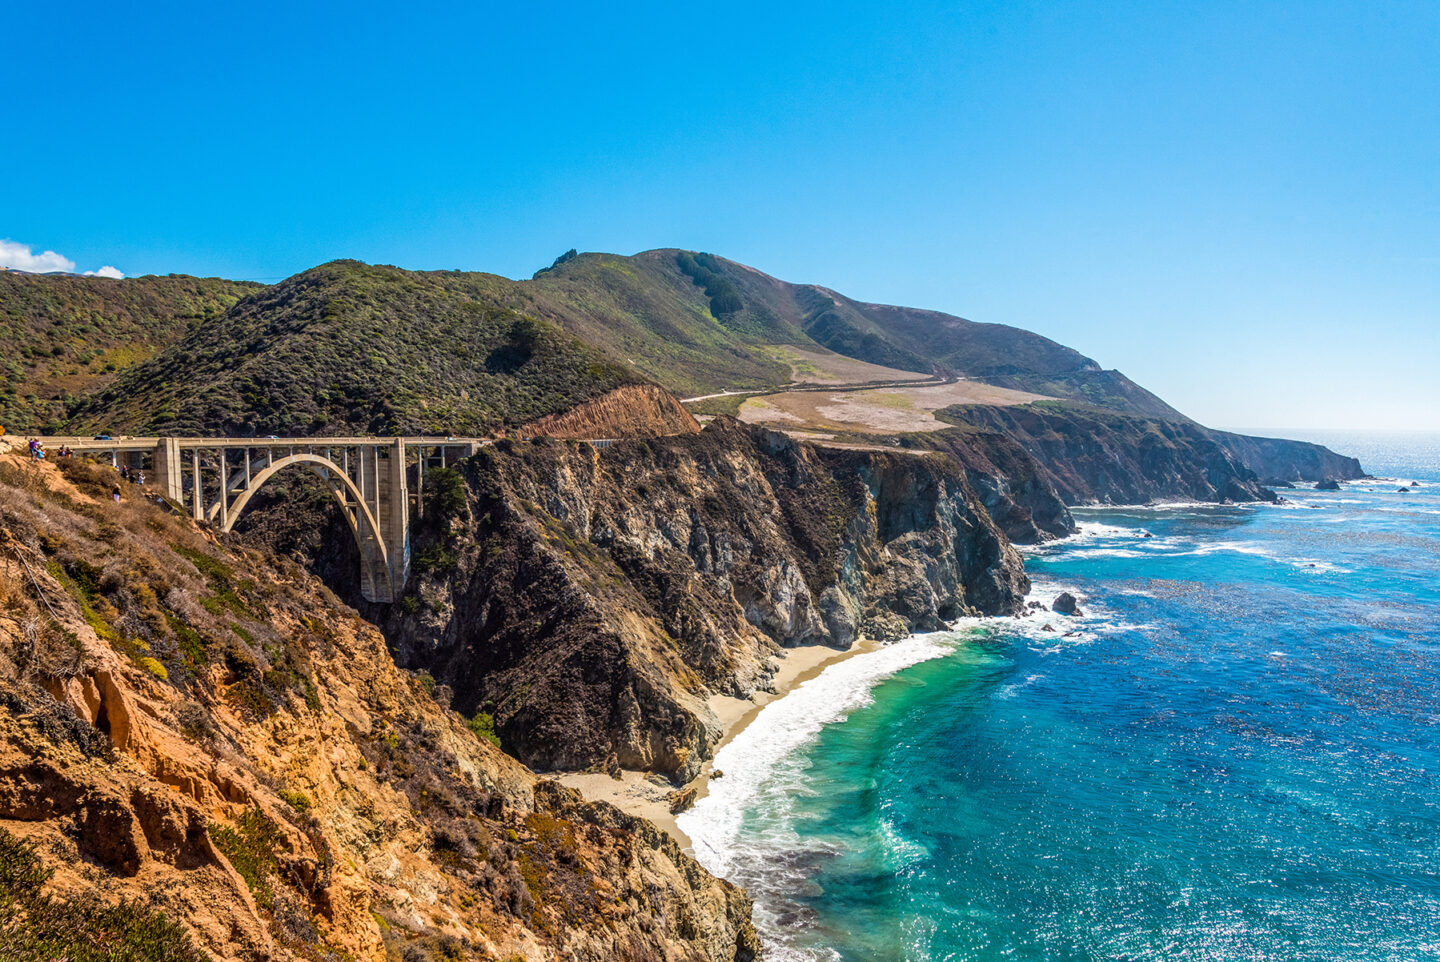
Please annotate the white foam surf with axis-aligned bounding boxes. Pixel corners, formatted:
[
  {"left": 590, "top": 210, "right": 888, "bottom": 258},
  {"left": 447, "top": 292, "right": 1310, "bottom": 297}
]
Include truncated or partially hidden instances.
[{"left": 678, "top": 629, "right": 961, "bottom": 877}]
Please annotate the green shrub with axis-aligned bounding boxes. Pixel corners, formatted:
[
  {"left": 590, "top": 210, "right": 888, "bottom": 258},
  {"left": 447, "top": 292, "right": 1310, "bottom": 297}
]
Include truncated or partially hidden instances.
[
  {"left": 209, "top": 808, "right": 284, "bottom": 909},
  {"left": 0, "top": 827, "right": 208, "bottom": 961},
  {"left": 424, "top": 467, "right": 467, "bottom": 519},
  {"left": 466, "top": 712, "right": 501, "bottom": 747},
  {"left": 136, "top": 656, "right": 168, "bottom": 681},
  {"left": 677, "top": 252, "right": 743, "bottom": 318},
  {"left": 279, "top": 790, "right": 311, "bottom": 815}
]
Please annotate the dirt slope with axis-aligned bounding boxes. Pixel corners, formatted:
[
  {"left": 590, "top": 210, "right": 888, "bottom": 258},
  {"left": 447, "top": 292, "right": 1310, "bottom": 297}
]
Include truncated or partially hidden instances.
[{"left": 0, "top": 452, "right": 756, "bottom": 961}]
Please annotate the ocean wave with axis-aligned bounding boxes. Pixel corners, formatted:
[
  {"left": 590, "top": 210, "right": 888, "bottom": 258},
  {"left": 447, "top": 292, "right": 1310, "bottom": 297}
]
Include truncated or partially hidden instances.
[
  {"left": 1072, "top": 520, "right": 1137, "bottom": 540},
  {"left": 678, "top": 630, "right": 962, "bottom": 878},
  {"left": 1045, "top": 532, "right": 1353, "bottom": 573},
  {"left": 1062, "top": 547, "right": 1148, "bottom": 560}
]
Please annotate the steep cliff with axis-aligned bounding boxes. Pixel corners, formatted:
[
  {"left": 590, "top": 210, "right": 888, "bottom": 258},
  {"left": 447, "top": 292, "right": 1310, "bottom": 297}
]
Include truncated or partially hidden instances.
[
  {"left": 945, "top": 404, "right": 1278, "bottom": 505},
  {"left": 0, "top": 453, "right": 757, "bottom": 961},
  {"left": 378, "top": 420, "right": 1029, "bottom": 782},
  {"left": 1209, "top": 430, "right": 1366, "bottom": 483},
  {"left": 906, "top": 429, "right": 1076, "bottom": 543}
]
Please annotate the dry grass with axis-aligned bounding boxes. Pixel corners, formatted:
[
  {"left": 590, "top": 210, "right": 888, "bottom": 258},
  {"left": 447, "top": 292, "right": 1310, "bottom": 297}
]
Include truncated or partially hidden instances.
[{"left": 761, "top": 345, "right": 932, "bottom": 385}]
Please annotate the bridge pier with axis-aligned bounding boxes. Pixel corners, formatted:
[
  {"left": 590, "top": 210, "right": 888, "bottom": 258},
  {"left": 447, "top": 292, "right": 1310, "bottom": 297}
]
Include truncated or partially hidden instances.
[{"left": 155, "top": 438, "right": 183, "bottom": 502}]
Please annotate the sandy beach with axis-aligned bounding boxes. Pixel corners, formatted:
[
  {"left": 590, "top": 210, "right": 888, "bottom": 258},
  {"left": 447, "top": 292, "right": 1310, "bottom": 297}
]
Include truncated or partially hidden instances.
[{"left": 558, "top": 637, "right": 881, "bottom": 849}]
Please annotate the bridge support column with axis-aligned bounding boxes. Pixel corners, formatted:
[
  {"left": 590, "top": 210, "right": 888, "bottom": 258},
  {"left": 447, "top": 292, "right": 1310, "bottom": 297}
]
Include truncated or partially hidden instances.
[
  {"left": 218, "top": 452, "right": 229, "bottom": 529},
  {"left": 373, "top": 438, "right": 410, "bottom": 603},
  {"left": 191, "top": 452, "right": 204, "bottom": 521},
  {"left": 155, "top": 438, "right": 183, "bottom": 502}
]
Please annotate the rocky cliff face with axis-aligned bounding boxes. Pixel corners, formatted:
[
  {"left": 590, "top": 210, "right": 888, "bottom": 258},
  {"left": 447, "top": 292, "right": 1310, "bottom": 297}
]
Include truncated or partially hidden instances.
[
  {"left": 947, "top": 404, "right": 1278, "bottom": 505},
  {"left": 1209, "top": 430, "right": 1366, "bottom": 483},
  {"left": 909, "top": 428, "right": 1076, "bottom": 543},
  {"left": 0, "top": 455, "right": 757, "bottom": 961},
  {"left": 378, "top": 420, "right": 1029, "bottom": 782}
]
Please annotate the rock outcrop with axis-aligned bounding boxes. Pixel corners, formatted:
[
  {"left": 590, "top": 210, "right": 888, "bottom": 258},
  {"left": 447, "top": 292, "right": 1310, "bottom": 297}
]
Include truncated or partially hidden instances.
[
  {"left": 521, "top": 383, "right": 702, "bottom": 439},
  {"left": 378, "top": 419, "right": 1029, "bottom": 781},
  {"left": 0, "top": 455, "right": 757, "bottom": 961},
  {"left": 910, "top": 429, "right": 1076, "bottom": 542},
  {"left": 1052, "top": 592, "right": 1081, "bottom": 616},
  {"left": 946, "top": 404, "right": 1278, "bottom": 505},
  {"left": 1208, "top": 430, "right": 1366, "bottom": 483}
]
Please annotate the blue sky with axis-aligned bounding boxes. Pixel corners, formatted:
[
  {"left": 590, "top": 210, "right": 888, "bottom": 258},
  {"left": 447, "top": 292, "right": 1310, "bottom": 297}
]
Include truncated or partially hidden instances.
[{"left": 3, "top": 1, "right": 1436, "bottom": 431}]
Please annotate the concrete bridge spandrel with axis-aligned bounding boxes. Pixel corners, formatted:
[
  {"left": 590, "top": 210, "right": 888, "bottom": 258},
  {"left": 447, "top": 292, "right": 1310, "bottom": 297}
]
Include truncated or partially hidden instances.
[{"left": 37, "top": 435, "right": 490, "bottom": 604}]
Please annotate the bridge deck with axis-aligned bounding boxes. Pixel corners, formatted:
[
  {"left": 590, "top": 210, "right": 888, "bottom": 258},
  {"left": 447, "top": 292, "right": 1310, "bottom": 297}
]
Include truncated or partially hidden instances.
[{"left": 24, "top": 435, "right": 493, "bottom": 453}]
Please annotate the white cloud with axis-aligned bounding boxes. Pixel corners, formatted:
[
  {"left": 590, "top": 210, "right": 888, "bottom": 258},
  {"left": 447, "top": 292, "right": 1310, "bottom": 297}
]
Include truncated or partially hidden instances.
[
  {"left": 0, "top": 238, "right": 75, "bottom": 273},
  {"left": 1, "top": 238, "right": 125, "bottom": 277}
]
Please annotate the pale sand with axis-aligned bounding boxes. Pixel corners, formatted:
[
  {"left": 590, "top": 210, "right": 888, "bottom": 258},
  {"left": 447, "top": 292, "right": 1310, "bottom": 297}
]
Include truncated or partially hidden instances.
[
  {"left": 738, "top": 379, "right": 1053, "bottom": 435},
  {"left": 557, "top": 638, "right": 880, "bottom": 849}
]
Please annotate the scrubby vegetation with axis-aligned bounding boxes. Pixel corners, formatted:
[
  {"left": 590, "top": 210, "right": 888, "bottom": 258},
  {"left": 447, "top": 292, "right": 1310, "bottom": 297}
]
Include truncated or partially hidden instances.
[
  {"left": 0, "top": 827, "right": 208, "bottom": 961},
  {"left": 0, "top": 272, "right": 258, "bottom": 432},
  {"left": 65, "top": 261, "right": 643, "bottom": 437},
  {"left": 0, "top": 456, "right": 330, "bottom": 721},
  {"left": 676, "top": 252, "right": 743, "bottom": 318}
]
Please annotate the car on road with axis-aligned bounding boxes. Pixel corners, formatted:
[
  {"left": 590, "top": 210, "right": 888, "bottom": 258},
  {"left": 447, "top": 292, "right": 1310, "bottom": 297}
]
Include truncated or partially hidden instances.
[{"left": 93, "top": 434, "right": 112, "bottom": 440}]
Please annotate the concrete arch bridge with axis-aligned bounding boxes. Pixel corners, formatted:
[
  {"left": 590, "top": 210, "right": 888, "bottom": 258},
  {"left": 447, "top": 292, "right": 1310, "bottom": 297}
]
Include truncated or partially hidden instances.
[{"left": 37, "top": 436, "right": 516, "bottom": 602}]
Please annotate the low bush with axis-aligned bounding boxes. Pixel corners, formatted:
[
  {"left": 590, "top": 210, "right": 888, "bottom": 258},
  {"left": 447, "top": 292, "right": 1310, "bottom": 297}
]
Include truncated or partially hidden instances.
[{"left": 0, "top": 826, "right": 208, "bottom": 961}]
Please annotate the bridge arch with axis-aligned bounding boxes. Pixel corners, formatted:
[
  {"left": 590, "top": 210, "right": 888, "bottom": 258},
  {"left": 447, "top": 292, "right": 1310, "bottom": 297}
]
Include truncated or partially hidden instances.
[{"left": 207, "top": 451, "right": 397, "bottom": 602}]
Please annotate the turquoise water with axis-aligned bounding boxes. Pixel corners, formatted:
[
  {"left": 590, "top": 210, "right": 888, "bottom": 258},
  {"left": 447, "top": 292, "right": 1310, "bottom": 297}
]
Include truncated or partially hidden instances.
[{"left": 680, "top": 435, "right": 1440, "bottom": 961}]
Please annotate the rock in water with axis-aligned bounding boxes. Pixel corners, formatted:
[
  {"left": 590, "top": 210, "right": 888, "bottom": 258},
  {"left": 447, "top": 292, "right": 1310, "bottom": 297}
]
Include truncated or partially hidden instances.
[
  {"left": 1316, "top": 479, "right": 1341, "bottom": 491},
  {"left": 668, "top": 786, "right": 698, "bottom": 814},
  {"left": 1052, "top": 592, "right": 1082, "bottom": 616}
]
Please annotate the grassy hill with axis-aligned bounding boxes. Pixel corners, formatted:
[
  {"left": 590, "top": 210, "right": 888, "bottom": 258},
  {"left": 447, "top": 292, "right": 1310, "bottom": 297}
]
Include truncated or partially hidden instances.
[
  {"left": 65, "top": 261, "right": 642, "bottom": 436},
  {"left": 518, "top": 250, "right": 803, "bottom": 396},
  {"left": 525, "top": 250, "right": 1183, "bottom": 418},
  {"left": 0, "top": 271, "right": 259, "bottom": 433}
]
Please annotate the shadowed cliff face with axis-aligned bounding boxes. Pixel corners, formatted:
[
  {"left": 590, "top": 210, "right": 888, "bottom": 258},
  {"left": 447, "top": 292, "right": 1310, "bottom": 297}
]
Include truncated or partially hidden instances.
[
  {"left": 376, "top": 421, "right": 1029, "bottom": 781},
  {"left": 946, "top": 404, "right": 1279, "bottom": 505}
]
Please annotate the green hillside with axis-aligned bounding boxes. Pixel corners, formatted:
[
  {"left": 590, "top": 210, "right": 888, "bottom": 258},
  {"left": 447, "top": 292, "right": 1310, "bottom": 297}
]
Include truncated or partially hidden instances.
[
  {"left": 15, "top": 248, "right": 1191, "bottom": 437},
  {"left": 0, "top": 271, "right": 259, "bottom": 433},
  {"left": 527, "top": 250, "right": 1182, "bottom": 418},
  {"left": 65, "top": 261, "right": 641, "bottom": 436},
  {"left": 518, "top": 250, "right": 801, "bottom": 397}
]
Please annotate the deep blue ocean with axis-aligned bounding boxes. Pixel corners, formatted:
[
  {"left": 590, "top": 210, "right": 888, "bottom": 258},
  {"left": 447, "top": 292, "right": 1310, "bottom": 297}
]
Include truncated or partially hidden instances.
[{"left": 679, "top": 431, "right": 1440, "bottom": 961}]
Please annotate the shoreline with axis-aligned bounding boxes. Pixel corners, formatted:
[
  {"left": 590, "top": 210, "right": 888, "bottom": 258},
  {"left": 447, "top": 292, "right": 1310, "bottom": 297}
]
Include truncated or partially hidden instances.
[{"left": 557, "top": 636, "right": 880, "bottom": 849}]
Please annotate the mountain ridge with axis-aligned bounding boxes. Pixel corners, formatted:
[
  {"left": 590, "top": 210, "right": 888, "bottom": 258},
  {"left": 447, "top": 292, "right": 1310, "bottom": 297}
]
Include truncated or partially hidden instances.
[{"left": 1, "top": 249, "right": 1363, "bottom": 484}]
